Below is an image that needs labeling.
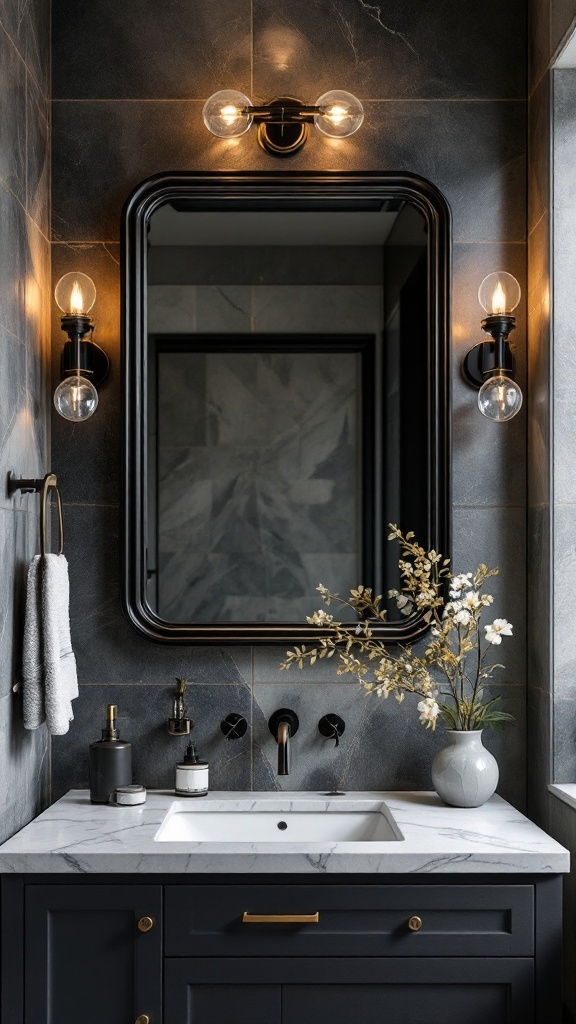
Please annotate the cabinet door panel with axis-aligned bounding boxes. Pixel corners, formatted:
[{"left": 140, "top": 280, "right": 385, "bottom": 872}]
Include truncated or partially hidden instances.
[
  {"left": 285, "top": 983, "right": 509, "bottom": 1024},
  {"left": 164, "top": 958, "right": 534, "bottom": 1024},
  {"left": 24, "top": 884, "right": 162, "bottom": 1024},
  {"left": 182, "top": 985, "right": 279, "bottom": 1024}
]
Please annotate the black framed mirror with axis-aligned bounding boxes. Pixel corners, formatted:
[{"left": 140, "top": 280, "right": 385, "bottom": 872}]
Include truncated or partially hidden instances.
[{"left": 122, "top": 172, "right": 451, "bottom": 644}]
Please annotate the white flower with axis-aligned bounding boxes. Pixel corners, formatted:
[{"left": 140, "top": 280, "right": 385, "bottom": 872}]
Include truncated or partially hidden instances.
[
  {"left": 417, "top": 697, "right": 439, "bottom": 725},
  {"left": 484, "top": 618, "right": 513, "bottom": 645},
  {"left": 306, "top": 609, "right": 333, "bottom": 627},
  {"left": 450, "top": 573, "right": 473, "bottom": 597},
  {"left": 396, "top": 594, "right": 410, "bottom": 609},
  {"left": 454, "top": 608, "right": 472, "bottom": 626},
  {"left": 462, "top": 591, "right": 481, "bottom": 610},
  {"left": 443, "top": 600, "right": 462, "bottom": 618},
  {"left": 316, "top": 584, "right": 329, "bottom": 596}
]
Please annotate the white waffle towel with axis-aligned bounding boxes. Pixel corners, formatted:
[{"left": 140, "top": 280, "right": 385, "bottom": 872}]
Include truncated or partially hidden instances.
[{"left": 22, "top": 554, "right": 78, "bottom": 735}]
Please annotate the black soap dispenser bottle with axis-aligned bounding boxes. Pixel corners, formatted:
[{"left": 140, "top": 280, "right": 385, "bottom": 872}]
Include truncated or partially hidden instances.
[{"left": 89, "top": 704, "right": 132, "bottom": 804}]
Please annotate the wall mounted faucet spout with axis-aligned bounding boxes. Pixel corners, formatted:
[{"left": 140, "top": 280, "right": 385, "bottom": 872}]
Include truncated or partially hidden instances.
[{"left": 268, "top": 709, "right": 299, "bottom": 776}]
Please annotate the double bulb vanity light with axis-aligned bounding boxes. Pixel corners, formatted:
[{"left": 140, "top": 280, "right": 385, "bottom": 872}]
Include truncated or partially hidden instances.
[
  {"left": 462, "top": 272, "right": 523, "bottom": 422},
  {"left": 53, "top": 273, "right": 110, "bottom": 422},
  {"left": 202, "top": 89, "right": 364, "bottom": 155}
]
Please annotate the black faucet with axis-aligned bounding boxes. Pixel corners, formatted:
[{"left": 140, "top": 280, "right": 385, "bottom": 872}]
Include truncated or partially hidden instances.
[{"left": 268, "top": 709, "right": 299, "bottom": 776}]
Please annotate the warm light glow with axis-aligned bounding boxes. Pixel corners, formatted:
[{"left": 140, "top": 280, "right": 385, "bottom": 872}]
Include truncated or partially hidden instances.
[
  {"left": 69, "top": 280, "right": 84, "bottom": 314},
  {"left": 491, "top": 281, "right": 506, "bottom": 315},
  {"left": 54, "top": 272, "right": 96, "bottom": 314},
  {"left": 478, "top": 272, "right": 521, "bottom": 315},
  {"left": 203, "top": 90, "right": 253, "bottom": 138},
  {"left": 314, "top": 90, "right": 364, "bottom": 138},
  {"left": 220, "top": 103, "right": 242, "bottom": 125},
  {"left": 325, "top": 104, "right": 348, "bottom": 125}
]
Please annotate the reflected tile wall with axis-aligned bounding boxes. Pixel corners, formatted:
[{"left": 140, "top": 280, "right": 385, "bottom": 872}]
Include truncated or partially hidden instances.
[
  {"left": 156, "top": 349, "right": 361, "bottom": 622},
  {"left": 0, "top": 0, "right": 51, "bottom": 841},
  {"left": 51, "top": 0, "right": 527, "bottom": 806}
]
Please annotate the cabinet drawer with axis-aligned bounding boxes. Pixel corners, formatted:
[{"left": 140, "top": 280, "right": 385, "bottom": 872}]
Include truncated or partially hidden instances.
[
  {"left": 165, "top": 884, "right": 534, "bottom": 957},
  {"left": 164, "top": 957, "right": 535, "bottom": 1024}
]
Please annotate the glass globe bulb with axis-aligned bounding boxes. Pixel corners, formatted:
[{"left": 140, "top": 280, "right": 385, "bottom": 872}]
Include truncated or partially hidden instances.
[
  {"left": 477, "top": 375, "right": 523, "bottom": 422},
  {"left": 202, "top": 90, "right": 253, "bottom": 138},
  {"left": 54, "top": 272, "right": 96, "bottom": 315},
  {"left": 54, "top": 376, "right": 99, "bottom": 421},
  {"left": 478, "top": 272, "right": 521, "bottom": 315},
  {"left": 314, "top": 90, "right": 364, "bottom": 137}
]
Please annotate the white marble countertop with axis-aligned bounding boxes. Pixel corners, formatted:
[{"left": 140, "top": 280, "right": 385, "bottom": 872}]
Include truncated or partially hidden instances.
[{"left": 0, "top": 790, "right": 568, "bottom": 874}]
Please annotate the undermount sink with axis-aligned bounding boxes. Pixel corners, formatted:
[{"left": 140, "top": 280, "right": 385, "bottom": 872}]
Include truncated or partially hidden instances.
[{"left": 154, "top": 798, "right": 403, "bottom": 844}]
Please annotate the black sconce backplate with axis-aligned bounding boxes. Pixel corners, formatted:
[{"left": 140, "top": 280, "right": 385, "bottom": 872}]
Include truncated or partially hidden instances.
[
  {"left": 60, "top": 339, "right": 110, "bottom": 386},
  {"left": 462, "top": 340, "right": 516, "bottom": 389}
]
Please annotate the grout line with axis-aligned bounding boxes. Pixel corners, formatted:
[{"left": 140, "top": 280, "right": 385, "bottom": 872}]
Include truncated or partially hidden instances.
[
  {"left": 0, "top": 19, "right": 49, "bottom": 104},
  {"left": 250, "top": 0, "right": 254, "bottom": 100},
  {"left": 76, "top": 681, "right": 254, "bottom": 686},
  {"left": 52, "top": 240, "right": 121, "bottom": 246},
  {"left": 61, "top": 501, "right": 119, "bottom": 508},
  {"left": 250, "top": 647, "right": 254, "bottom": 791},
  {"left": 0, "top": 175, "right": 51, "bottom": 244},
  {"left": 50, "top": 96, "right": 527, "bottom": 104},
  {"left": 53, "top": 238, "right": 528, "bottom": 248}
]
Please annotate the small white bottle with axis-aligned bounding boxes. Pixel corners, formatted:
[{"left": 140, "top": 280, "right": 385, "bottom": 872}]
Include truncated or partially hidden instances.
[{"left": 175, "top": 742, "right": 209, "bottom": 797}]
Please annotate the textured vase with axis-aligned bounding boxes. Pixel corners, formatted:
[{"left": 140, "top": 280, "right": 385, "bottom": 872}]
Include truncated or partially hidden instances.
[{"left": 431, "top": 730, "right": 499, "bottom": 808}]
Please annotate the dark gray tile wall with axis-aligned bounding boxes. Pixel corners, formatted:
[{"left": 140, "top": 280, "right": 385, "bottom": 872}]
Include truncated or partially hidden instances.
[
  {"left": 50, "top": 0, "right": 528, "bottom": 806},
  {"left": 0, "top": 0, "right": 51, "bottom": 842},
  {"left": 552, "top": 70, "right": 576, "bottom": 786},
  {"left": 528, "top": 4, "right": 576, "bottom": 1018}
]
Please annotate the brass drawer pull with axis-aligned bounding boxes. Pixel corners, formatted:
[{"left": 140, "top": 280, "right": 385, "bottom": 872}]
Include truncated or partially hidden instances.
[
  {"left": 135, "top": 1016, "right": 150, "bottom": 1024},
  {"left": 137, "top": 916, "right": 155, "bottom": 933},
  {"left": 242, "top": 911, "right": 320, "bottom": 924},
  {"left": 408, "top": 915, "right": 423, "bottom": 932}
]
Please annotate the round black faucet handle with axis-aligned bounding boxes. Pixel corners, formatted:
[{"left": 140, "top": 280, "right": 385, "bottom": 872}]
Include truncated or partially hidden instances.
[{"left": 318, "top": 714, "right": 345, "bottom": 747}]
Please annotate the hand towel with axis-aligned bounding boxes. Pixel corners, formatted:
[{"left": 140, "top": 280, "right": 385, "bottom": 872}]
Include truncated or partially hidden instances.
[{"left": 23, "top": 553, "right": 78, "bottom": 735}]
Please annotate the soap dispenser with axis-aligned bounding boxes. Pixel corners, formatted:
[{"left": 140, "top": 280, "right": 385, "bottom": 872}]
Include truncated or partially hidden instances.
[
  {"left": 89, "top": 704, "right": 132, "bottom": 804},
  {"left": 175, "top": 741, "right": 209, "bottom": 797}
]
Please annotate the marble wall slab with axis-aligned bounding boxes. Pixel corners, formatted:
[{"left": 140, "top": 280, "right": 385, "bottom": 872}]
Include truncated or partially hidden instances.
[{"left": 0, "top": 0, "right": 51, "bottom": 842}]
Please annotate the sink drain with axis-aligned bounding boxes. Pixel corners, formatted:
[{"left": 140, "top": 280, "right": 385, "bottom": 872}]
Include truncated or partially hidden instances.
[{"left": 277, "top": 821, "right": 288, "bottom": 830}]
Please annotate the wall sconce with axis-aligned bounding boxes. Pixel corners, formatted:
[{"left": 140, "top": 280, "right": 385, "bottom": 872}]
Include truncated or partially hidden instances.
[
  {"left": 462, "top": 272, "right": 523, "bottom": 422},
  {"left": 202, "top": 89, "right": 364, "bottom": 156},
  {"left": 53, "top": 273, "right": 110, "bottom": 422}
]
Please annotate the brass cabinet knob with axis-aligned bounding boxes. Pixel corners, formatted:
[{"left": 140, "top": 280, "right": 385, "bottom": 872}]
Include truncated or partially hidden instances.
[
  {"left": 135, "top": 1016, "right": 150, "bottom": 1024},
  {"left": 137, "top": 916, "right": 154, "bottom": 933},
  {"left": 408, "top": 915, "right": 423, "bottom": 932}
]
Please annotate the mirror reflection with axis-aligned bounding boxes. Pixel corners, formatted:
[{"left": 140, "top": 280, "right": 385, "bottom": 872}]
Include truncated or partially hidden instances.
[{"left": 145, "top": 199, "right": 429, "bottom": 624}]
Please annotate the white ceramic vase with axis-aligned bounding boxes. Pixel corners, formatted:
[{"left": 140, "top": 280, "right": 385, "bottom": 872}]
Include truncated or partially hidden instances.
[{"left": 431, "top": 729, "right": 499, "bottom": 808}]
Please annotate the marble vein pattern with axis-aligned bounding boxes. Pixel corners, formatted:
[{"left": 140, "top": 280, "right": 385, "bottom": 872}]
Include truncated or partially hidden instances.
[
  {"left": 154, "top": 349, "right": 362, "bottom": 622},
  {"left": 0, "top": 790, "right": 567, "bottom": 874}
]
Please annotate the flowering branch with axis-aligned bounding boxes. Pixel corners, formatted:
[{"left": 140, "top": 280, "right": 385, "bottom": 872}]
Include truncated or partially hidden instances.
[{"left": 280, "top": 526, "right": 514, "bottom": 732}]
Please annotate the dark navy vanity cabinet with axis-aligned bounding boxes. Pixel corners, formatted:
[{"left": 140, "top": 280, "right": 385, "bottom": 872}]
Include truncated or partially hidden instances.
[{"left": 1, "top": 874, "right": 562, "bottom": 1024}]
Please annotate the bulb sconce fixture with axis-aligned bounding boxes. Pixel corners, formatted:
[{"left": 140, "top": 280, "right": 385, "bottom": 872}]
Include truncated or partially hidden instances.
[
  {"left": 53, "top": 273, "right": 110, "bottom": 422},
  {"left": 462, "top": 272, "right": 523, "bottom": 422},
  {"left": 202, "top": 89, "right": 364, "bottom": 156}
]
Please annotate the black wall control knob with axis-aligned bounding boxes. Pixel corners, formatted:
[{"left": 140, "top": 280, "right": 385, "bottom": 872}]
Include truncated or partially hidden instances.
[
  {"left": 318, "top": 714, "right": 345, "bottom": 747},
  {"left": 220, "top": 713, "right": 248, "bottom": 739}
]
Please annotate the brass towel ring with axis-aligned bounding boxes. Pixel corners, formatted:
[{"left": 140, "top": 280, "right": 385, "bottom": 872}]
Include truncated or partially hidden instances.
[
  {"left": 40, "top": 473, "right": 64, "bottom": 557},
  {"left": 7, "top": 472, "right": 64, "bottom": 556}
]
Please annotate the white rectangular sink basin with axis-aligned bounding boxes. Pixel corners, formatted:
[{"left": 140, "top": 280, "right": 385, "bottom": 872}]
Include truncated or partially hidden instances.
[{"left": 154, "top": 798, "right": 403, "bottom": 844}]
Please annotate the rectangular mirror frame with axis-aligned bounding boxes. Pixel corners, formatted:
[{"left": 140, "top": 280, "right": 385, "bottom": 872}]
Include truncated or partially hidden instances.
[{"left": 122, "top": 171, "right": 452, "bottom": 645}]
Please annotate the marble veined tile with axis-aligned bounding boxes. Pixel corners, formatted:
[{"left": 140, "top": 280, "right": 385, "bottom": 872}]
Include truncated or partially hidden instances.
[
  {"left": 148, "top": 285, "right": 196, "bottom": 333},
  {"left": 155, "top": 349, "right": 362, "bottom": 621}
]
